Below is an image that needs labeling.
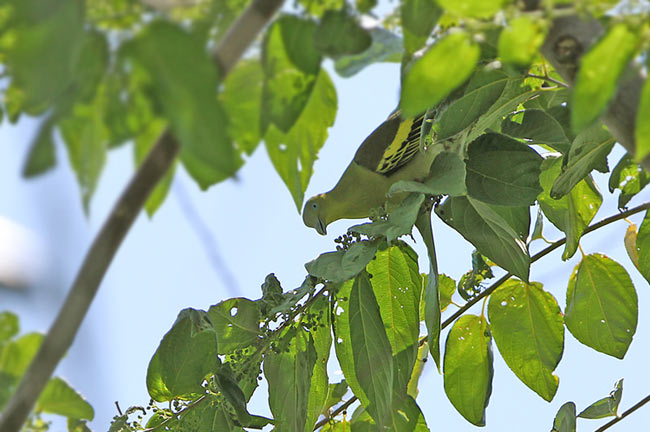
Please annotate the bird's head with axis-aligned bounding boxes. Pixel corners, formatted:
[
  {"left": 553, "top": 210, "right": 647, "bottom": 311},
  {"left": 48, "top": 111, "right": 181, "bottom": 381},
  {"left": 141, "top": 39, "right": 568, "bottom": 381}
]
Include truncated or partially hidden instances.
[{"left": 302, "top": 194, "right": 328, "bottom": 235}]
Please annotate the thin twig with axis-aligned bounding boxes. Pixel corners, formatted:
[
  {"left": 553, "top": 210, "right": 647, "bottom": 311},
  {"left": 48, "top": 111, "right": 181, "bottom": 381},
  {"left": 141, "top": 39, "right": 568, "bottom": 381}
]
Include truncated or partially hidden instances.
[
  {"left": 313, "top": 394, "right": 356, "bottom": 430},
  {"left": 526, "top": 73, "right": 570, "bottom": 88},
  {"left": 314, "top": 202, "right": 650, "bottom": 430},
  {"left": 594, "top": 393, "right": 650, "bottom": 432},
  {"left": 0, "top": 1, "right": 285, "bottom": 430}
]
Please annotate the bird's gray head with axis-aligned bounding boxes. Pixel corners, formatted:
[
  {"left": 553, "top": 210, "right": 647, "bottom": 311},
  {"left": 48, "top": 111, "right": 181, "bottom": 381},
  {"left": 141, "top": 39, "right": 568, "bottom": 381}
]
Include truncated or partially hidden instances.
[{"left": 302, "top": 194, "right": 328, "bottom": 235}]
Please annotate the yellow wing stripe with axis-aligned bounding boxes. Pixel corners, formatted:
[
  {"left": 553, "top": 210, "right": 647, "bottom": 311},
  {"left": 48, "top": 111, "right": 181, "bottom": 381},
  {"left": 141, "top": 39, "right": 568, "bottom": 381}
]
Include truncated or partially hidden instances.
[{"left": 376, "top": 114, "right": 424, "bottom": 174}]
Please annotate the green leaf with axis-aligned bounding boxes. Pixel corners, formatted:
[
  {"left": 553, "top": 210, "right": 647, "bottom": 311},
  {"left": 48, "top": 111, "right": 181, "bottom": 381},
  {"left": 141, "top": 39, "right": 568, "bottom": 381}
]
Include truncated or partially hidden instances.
[
  {"left": 498, "top": 16, "right": 546, "bottom": 66},
  {"left": 349, "top": 272, "right": 394, "bottom": 427},
  {"left": 465, "top": 133, "right": 543, "bottom": 206},
  {"left": 537, "top": 156, "right": 601, "bottom": 260},
  {"left": 298, "top": 0, "right": 345, "bottom": 17},
  {"left": 213, "top": 367, "right": 272, "bottom": 428},
  {"left": 264, "top": 330, "right": 317, "bottom": 431},
  {"left": 401, "top": 0, "right": 442, "bottom": 55},
  {"left": 436, "top": 195, "right": 530, "bottom": 280},
  {"left": 0, "top": 332, "right": 43, "bottom": 377},
  {"left": 36, "top": 377, "right": 94, "bottom": 420},
  {"left": 565, "top": 254, "right": 638, "bottom": 358},
  {"left": 207, "top": 298, "right": 261, "bottom": 355},
  {"left": 636, "top": 210, "right": 650, "bottom": 283},
  {"left": 468, "top": 77, "right": 540, "bottom": 143},
  {"left": 389, "top": 152, "right": 467, "bottom": 197},
  {"left": 356, "top": 0, "right": 377, "bottom": 13},
  {"left": 173, "top": 395, "right": 242, "bottom": 431},
  {"left": 552, "top": 402, "right": 576, "bottom": 432},
  {"left": 350, "top": 194, "right": 425, "bottom": 243},
  {"left": 400, "top": 32, "right": 479, "bottom": 117},
  {"left": 578, "top": 379, "right": 623, "bottom": 419},
  {"left": 488, "top": 280, "right": 563, "bottom": 401},
  {"left": 262, "top": 15, "right": 321, "bottom": 133},
  {"left": 334, "top": 280, "right": 369, "bottom": 406},
  {"left": 436, "top": 0, "right": 506, "bottom": 18},
  {"left": 439, "top": 274, "right": 456, "bottom": 311},
  {"left": 368, "top": 243, "right": 422, "bottom": 396},
  {"left": 415, "top": 209, "right": 441, "bottom": 370},
  {"left": 501, "top": 109, "right": 571, "bottom": 153},
  {"left": 608, "top": 154, "right": 650, "bottom": 208},
  {"left": 305, "top": 294, "right": 332, "bottom": 431},
  {"left": 219, "top": 59, "right": 263, "bottom": 156},
  {"left": 134, "top": 118, "right": 175, "bottom": 216},
  {"left": 265, "top": 68, "right": 337, "bottom": 209},
  {"left": 321, "top": 381, "right": 348, "bottom": 416},
  {"left": 488, "top": 204, "right": 530, "bottom": 242},
  {"left": 124, "top": 20, "right": 239, "bottom": 189},
  {"left": 334, "top": 27, "right": 403, "bottom": 77},
  {"left": 635, "top": 73, "right": 650, "bottom": 160},
  {"left": 305, "top": 240, "right": 379, "bottom": 283},
  {"left": 572, "top": 24, "right": 638, "bottom": 131},
  {"left": 437, "top": 71, "right": 508, "bottom": 140},
  {"left": 550, "top": 124, "right": 614, "bottom": 199},
  {"left": 0, "top": 311, "right": 19, "bottom": 346},
  {"left": 367, "top": 243, "right": 421, "bottom": 355},
  {"left": 1, "top": 0, "right": 85, "bottom": 113},
  {"left": 146, "top": 309, "right": 218, "bottom": 401},
  {"left": 60, "top": 87, "right": 109, "bottom": 213},
  {"left": 68, "top": 418, "right": 92, "bottom": 432},
  {"left": 22, "top": 117, "right": 56, "bottom": 177},
  {"left": 315, "top": 9, "right": 371, "bottom": 57},
  {"left": 443, "top": 315, "right": 493, "bottom": 426}
]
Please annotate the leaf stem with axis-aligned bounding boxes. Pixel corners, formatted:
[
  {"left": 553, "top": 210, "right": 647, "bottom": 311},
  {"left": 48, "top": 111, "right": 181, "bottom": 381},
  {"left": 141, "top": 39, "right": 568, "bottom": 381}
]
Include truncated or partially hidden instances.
[
  {"left": 593, "top": 393, "right": 650, "bottom": 432},
  {"left": 525, "top": 73, "right": 569, "bottom": 88}
]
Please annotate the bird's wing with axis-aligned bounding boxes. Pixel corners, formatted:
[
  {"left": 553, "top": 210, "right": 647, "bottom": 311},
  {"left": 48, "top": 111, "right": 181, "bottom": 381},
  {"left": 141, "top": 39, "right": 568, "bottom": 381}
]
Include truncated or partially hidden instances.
[{"left": 353, "top": 111, "right": 425, "bottom": 176}]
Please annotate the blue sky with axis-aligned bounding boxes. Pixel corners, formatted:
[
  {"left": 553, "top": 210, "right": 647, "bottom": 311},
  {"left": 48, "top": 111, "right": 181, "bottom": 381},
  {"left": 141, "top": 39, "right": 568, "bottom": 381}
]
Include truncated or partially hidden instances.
[{"left": 1, "top": 53, "right": 649, "bottom": 432}]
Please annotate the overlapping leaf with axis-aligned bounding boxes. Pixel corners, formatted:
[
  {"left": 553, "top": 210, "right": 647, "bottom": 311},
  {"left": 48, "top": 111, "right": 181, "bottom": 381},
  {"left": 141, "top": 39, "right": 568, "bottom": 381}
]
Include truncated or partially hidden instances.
[
  {"left": 465, "top": 133, "right": 543, "bottom": 206},
  {"left": 146, "top": 309, "right": 218, "bottom": 401},
  {"left": 537, "top": 156, "right": 601, "bottom": 259},
  {"left": 436, "top": 196, "right": 530, "bottom": 280}
]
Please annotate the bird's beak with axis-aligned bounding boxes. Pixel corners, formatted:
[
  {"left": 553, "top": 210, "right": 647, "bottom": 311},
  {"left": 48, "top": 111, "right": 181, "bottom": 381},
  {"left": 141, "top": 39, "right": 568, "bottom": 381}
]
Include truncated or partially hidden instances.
[{"left": 316, "top": 218, "right": 327, "bottom": 236}]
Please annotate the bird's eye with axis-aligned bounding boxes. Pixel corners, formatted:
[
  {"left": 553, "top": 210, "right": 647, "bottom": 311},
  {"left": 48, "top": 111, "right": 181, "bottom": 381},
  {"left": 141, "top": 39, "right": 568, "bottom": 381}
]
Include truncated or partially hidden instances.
[{"left": 312, "top": 203, "right": 318, "bottom": 209}]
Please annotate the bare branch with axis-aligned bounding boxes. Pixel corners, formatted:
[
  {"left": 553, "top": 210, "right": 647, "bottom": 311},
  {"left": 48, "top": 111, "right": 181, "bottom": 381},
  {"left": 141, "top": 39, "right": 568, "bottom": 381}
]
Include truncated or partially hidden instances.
[{"left": 0, "top": 1, "right": 284, "bottom": 430}]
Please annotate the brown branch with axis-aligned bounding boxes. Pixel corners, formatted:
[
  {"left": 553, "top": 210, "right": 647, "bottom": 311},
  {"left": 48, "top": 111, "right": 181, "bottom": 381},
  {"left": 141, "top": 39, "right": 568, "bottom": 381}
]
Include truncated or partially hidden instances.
[
  {"left": 314, "top": 201, "right": 650, "bottom": 430},
  {"left": 593, "top": 393, "right": 650, "bottom": 432},
  {"left": 0, "top": 1, "right": 285, "bottom": 430}
]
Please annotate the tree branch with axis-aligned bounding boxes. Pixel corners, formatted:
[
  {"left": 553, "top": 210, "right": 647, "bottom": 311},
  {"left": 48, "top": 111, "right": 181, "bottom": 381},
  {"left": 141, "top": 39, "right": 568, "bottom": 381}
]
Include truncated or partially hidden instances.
[
  {"left": 540, "top": 14, "right": 649, "bottom": 170},
  {"left": 0, "top": 1, "right": 285, "bottom": 430},
  {"left": 594, "top": 393, "right": 650, "bottom": 432},
  {"left": 314, "top": 201, "right": 650, "bottom": 430}
]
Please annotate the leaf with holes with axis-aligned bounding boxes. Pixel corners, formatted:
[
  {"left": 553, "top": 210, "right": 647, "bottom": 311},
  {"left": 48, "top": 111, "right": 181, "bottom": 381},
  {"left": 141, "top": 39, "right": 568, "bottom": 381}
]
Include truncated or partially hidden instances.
[
  {"left": 565, "top": 254, "right": 637, "bottom": 358},
  {"left": 444, "top": 315, "right": 493, "bottom": 426},
  {"left": 488, "top": 280, "right": 564, "bottom": 401},
  {"left": 207, "top": 298, "right": 261, "bottom": 355}
]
